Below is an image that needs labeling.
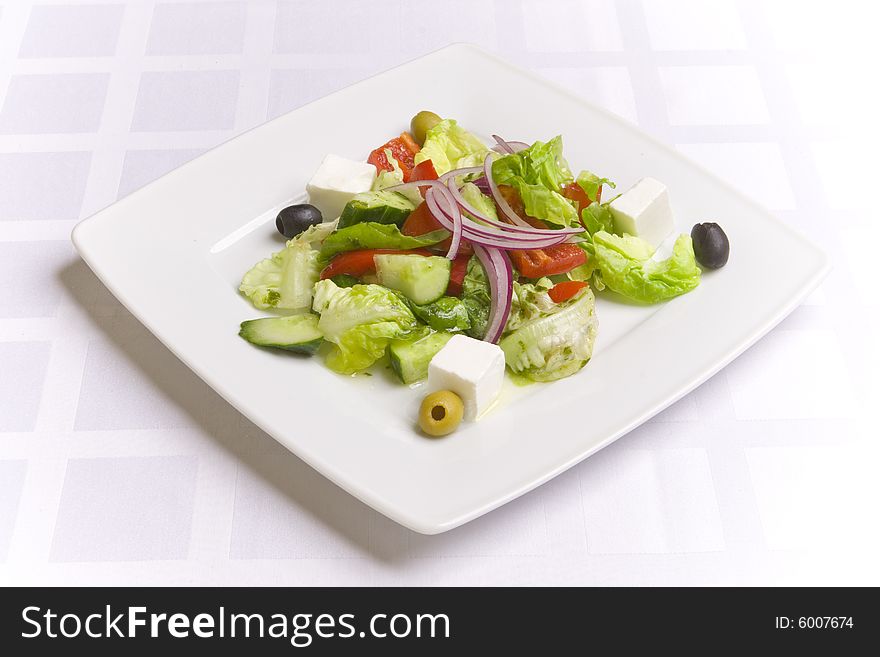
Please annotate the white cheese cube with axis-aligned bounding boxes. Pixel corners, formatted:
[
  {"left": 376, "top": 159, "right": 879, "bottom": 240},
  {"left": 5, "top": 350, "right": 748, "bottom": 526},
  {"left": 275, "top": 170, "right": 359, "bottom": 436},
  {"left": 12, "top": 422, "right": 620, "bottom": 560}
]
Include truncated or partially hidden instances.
[
  {"left": 427, "top": 334, "right": 505, "bottom": 422},
  {"left": 609, "top": 177, "right": 674, "bottom": 248},
  {"left": 306, "top": 154, "right": 376, "bottom": 222}
]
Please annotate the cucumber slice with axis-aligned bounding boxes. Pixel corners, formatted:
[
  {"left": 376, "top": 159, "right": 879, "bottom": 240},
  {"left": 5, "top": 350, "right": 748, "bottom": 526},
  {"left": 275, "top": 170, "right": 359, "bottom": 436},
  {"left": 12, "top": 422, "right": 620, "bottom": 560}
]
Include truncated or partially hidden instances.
[
  {"left": 239, "top": 314, "right": 323, "bottom": 354},
  {"left": 375, "top": 254, "right": 451, "bottom": 305},
  {"left": 337, "top": 191, "right": 415, "bottom": 229},
  {"left": 389, "top": 332, "right": 454, "bottom": 384}
]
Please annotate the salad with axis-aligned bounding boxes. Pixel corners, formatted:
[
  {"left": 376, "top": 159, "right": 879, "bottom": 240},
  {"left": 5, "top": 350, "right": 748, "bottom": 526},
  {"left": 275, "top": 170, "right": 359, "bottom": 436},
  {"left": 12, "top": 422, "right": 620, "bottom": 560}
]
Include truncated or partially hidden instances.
[{"left": 237, "top": 112, "right": 729, "bottom": 436}]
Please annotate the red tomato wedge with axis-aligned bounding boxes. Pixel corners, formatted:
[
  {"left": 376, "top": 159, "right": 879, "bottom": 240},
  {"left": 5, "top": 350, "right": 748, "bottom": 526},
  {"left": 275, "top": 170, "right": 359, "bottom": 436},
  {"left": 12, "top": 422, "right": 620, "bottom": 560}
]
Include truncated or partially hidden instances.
[
  {"left": 402, "top": 201, "right": 442, "bottom": 237},
  {"left": 367, "top": 133, "right": 420, "bottom": 181},
  {"left": 402, "top": 202, "right": 473, "bottom": 256},
  {"left": 548, "top": 280, "right": 588, "bottom": 303},
  {"left": 510, "top": 243, "right": 587, "bottom": 279},
  {"left": 319, "top": 248, "right": 432, "bottom": 280},
  {"left": 446, "top": 253, "right": 471, "bottom": 297},
  {"left": 409, "top": 159, "right": 438, "bottom": 198}
]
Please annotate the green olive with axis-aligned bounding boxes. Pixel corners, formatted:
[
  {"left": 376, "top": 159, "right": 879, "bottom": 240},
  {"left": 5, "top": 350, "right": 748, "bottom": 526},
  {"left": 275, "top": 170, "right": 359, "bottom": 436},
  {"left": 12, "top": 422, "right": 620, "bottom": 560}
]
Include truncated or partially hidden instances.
[
  {"left": 418, "top": 390, "right": 463, "bottom": 437},
  {"left": 410, "top": 110, "right": 442, "bottom": 146}
]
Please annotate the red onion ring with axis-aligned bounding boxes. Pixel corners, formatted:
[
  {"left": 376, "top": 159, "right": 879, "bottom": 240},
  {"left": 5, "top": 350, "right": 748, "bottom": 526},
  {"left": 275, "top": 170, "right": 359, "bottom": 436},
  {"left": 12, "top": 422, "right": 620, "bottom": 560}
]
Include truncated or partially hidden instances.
[
  {"left": 492, "top": 135, "right": 529, "bottom": 154},
  {"left": 438, "top": 166, "right": 482, "bottom": 184},
  {"left": 428, "top": 188, "right": 570, "bottom": 250},
  {"left": 472, "top": 244, "right": 513, "bottom": 344},
  {"left": 445, "top": 172, "right": 583, "bottom": 237},
  {"left": 491, "top": 135, "right": 515, "bottom": 154}
]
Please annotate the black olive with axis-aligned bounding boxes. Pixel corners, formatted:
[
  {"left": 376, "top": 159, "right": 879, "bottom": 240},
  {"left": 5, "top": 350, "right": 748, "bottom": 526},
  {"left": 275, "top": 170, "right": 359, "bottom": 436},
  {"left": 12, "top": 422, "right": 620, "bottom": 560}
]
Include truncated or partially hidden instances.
[
  {"left": 275, "top": 204, "right": 322, "bottom": 238},
  {"left": 691, "top": 222, "right": 729, "bottom": 269}
]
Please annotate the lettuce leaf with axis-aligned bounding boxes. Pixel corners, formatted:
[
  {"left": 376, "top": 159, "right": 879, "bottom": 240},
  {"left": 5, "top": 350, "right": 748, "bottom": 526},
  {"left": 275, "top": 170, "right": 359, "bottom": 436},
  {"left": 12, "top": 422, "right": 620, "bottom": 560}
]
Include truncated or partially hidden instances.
[
  {"left": 492, "top": 136, "right": 572, "bottom": 190},
  {"left": 589, "top": 231, "right": 701, "bottom": 303},
  {"left": 413, "top": 119, "right": 489, "bottom": 175},
  {"left": 460, "top": 256, "right": 491, "bottom": 339},
  {"left": 459, "top": 182, "right": 499, "bottom": 221},
  {"left": 500, "top": 286, "right": 598, "bottom": 382},
  {"left": 407, "top": 296, "right": 470, "bottom": 332},
  {"left": 505, "top": 278, "right": 556, "bottom": 333},
  {"left": 517, "top": 184, "right": 578, "bottom": 227},
  {"left": 312, "top": 279, "right": 418, "bottom": 374},
  {"left": 576, "top": 170, "right": 616, "bottom": 203},
  {"left": 491, "top": 136, "right": 578, "bottom": 227},
  {"left": 319, "top": 222, "right": 448, "bottom": 261},
  {"left": 581, "top": 203, "right": 616, "bottom": 237},
  {"left": 239, "top": 220, "right": 338, "bottom": 310}
]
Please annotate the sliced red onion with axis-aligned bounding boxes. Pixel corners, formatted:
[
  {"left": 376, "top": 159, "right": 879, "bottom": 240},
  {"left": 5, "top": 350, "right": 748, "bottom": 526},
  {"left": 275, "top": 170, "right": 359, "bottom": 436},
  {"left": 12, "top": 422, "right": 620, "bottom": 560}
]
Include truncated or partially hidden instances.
[
  {"left": 422, "top": 187, "right": 461, "bottom": 259},
  {"left": 466, "top": 232, "right": 568, "bottom": 250},
  {"left": 438, "top": 165, "right": 482, "bottom": 184},
  {"left": 392, "top": 171, "right": 583, "bottom": 253},
  {"left": 428, "top": 188, "right": 571, "bottom": 250},
  {"left": 491, "top": 135, "right": 515, "bottom": 154},
  {"left": 483, "top": 152, "right": 532, "bottom": 228},
  {"left": 437, "top": 185, "right": 463, "bottom": 260},
  {"left": 472, "top": 244, "right": 513, "bottom": 344},
  {"left": 472, "top": 175, "right": 490, "bottom": 195},
  {"left": 446, "top": 177, "right": 583, "bottom": 237},
  {"left": 447, "top": 177, "right": 532, "bottom": 234},
  {"left": 491, "top": 135, "right": 529, "bottom": 154}
]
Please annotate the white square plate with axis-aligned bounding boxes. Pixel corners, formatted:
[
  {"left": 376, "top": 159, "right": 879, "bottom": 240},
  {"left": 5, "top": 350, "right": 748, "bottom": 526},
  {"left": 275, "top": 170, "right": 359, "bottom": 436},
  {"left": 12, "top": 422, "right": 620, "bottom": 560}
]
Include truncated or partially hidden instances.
[{"left": 72, "top": 44, "right": 828, "bottom": 534}]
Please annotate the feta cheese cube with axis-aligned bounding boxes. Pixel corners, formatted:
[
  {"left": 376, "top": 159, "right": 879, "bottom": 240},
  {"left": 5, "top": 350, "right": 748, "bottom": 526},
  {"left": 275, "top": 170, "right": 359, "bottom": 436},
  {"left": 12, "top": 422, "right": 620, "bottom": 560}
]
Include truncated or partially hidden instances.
[
  {"left": 427, "top": 334, "right": 505, "bottom": 422},
  {"left": 609, "top": 177, "right": 674, "bottom": 248},
  {"left": 306, "top": 154, "right": 376, "bottom": 222}
]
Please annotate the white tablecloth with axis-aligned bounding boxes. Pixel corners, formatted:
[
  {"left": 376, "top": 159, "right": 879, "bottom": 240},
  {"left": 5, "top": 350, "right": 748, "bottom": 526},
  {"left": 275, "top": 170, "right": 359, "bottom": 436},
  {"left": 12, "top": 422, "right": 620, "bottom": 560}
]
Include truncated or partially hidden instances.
[{"left": 1, "top": 0, "right": 877, "bottom": 586}]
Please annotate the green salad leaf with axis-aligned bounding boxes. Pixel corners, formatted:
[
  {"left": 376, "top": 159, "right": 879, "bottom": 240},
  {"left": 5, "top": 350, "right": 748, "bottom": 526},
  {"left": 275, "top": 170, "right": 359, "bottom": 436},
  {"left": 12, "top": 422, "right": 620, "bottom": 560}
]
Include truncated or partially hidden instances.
[
  {"left": 492, "top": 136, "right": 573, "bottom": 190},
  {"left": 319, "top": 222, "right": 448, "bottom": 261},
  {"left": 491, "top": 136, "right": 578, "bottom": 227},
  {"left": 460, "top": 256, "right": 491, "bottom": 339},
  {"left": 520, "top": 185, "right": 578, "bottom": 227},
  {"left": 407, "top": 296, "right": 471, "bottom": 332},
  {"left": 589, "top": 231, "right": 701, "bottom": 303},
  {"left": 506, "top": 278, "right": 556, "bottom": 333},
  {"left": 239, "top": 220, "right": 338, "bottom": 310},
  {"left": 413, "top": 119, "right": 489, "bottom": 175},
  {"left": 500, "top": 286, "right": 598, "bottom": 382},
  {"left": 459, "top": 182, "right": 499, "bottom": 221},
  {"left": 312, "top": 280, "right": 418, "bottom": 374},
  {"left": 576, "top": 170, "right": 616, "bottom": 203},
  {"left": 581, "top": 203, "right": 616, "bottom": 237}
]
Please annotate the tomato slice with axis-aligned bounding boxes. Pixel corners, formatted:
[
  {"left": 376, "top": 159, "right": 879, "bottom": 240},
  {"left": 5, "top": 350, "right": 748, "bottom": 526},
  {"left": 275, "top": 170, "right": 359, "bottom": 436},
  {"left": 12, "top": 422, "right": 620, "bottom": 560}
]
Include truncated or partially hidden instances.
[
  {"left": 510, "top": 243, "right": 586, "bottom": 278},
  {"left": 402, "top": 202, "right": 441, "bottom": 237},
  {"left": 548, "top": 280, "right": 588, "bottom": 303},
  {"left": 409, "top": 159, "right": 438, "bottom": 199},
  {"left": 446, "top": 253, "right": 471, "bottom": 297},
  {"left": 319, "top": 248, "right": 431, "bottom": 280},
  {"left": 367, "top": 133, "right": 420, "bottom": 181},
  {"left": 401, "top": 202, "right": 472, "bottom": 256}
]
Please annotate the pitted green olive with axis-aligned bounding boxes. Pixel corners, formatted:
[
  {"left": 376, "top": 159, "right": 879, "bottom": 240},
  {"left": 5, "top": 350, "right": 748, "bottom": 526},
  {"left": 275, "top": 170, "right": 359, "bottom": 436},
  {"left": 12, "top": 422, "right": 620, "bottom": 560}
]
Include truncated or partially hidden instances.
[
  {"left": 410, "top": 111, "right": 442, "bottom": 146},
  {"left": 418, "top": 390, "right": 463, "bottom": 437}
]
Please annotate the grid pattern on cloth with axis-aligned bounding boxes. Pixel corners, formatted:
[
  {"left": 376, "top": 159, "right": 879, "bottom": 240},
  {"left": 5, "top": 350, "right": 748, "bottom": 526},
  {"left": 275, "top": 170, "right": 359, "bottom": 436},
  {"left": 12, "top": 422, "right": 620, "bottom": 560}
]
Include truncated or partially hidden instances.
[{"left": 0, "top": 0, "right": 877, "bottom": 586}]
